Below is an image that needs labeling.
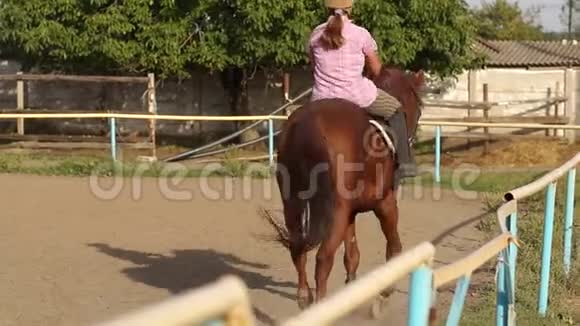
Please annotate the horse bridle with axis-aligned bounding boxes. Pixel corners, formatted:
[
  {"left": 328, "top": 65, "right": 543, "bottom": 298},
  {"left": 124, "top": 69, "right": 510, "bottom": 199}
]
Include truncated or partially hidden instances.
[
  {"left": 408, "top": 86, "right": 424, "bottom": 146},
  {"left": 409, "top": 105, "right": 422, "bottom": 146}
]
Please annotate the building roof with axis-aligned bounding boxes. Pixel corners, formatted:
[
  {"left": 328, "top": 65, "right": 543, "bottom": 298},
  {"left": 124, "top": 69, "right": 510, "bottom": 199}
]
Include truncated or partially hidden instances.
[{"left": 474, "top": 39, "right": 580, "bottom": 67}]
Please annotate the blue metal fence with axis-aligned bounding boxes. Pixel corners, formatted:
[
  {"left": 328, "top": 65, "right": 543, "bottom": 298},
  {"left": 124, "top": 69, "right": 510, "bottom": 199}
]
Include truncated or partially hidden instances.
[{"left": 285, "top": 153, "right": 579, "bottom": 326}]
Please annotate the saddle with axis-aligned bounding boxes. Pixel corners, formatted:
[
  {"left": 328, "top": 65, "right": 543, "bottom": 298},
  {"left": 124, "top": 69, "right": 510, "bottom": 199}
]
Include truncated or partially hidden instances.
[{"left": 367, "top": 114, "right": 399, "bottom": 155}]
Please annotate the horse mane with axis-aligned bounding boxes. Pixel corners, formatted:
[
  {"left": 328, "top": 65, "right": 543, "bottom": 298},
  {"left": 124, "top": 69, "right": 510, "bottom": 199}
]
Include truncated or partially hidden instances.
[{"left": 373, "top": 65, "right": 424, "bottom": 108}]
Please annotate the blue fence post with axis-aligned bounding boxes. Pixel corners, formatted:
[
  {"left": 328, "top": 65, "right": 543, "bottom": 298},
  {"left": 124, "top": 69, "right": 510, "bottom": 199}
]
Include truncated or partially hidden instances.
[
  {"left": 408, "top": 266, "right": 433, "bottom": 326},
  {"left": 508, "top": 212, "right": 518, "bottom": 295},
  {"left": 503, "top": 250, "right": 516, "bottom": 326},
  {"left": 564, "top": 168, "right": 576, "bottom": 276},
  {"left": 538, "top": 182, "right": 557, "bottom": 316},
  {"left": 110, "top": 117, "right": 117, "bottom": 161},
  {"left": 446, "top": 274, "right": 471, "bottom": 326},
  {"left": 435, "top": 125, "right": 441, "bottom": 183},
  {"left": 496, "top": 257, "right": 507, "bottom": 326},
  {"left": 268, "top": 118, "right": 274, "bottom": 167}
]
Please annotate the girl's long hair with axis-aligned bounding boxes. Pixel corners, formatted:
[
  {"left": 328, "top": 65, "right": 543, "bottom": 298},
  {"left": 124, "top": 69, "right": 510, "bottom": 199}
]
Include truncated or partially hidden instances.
[{"left": 319, "top": 10, "right": 345, "bottom": 50}]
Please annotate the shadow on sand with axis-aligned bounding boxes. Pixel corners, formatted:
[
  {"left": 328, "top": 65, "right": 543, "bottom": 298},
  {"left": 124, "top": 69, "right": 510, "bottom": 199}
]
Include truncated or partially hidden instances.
[{"left": 88, "top": 243, "right": 295, "bottom": 325}]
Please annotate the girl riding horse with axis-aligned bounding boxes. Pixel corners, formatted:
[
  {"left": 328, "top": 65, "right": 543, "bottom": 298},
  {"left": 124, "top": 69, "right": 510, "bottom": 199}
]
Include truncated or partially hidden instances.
[
  {"left": 308, "top": 0, "right": 417, "bottom": 178},
  {"left": 263, "top": 0, "right": 425, "bottom": 309}
]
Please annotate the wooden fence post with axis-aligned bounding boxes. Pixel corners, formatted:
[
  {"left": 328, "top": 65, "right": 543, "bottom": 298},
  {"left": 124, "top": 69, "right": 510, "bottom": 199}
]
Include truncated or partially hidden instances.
[
  {"left": 467, "top": 70, "right": 478, "bottom": 149},
  {"left": 197, "top": 76, "right": 204, "bottom": 136},
  {"left": 147, "top": 73, "right": 157, "bottom": 159},
  {"left": 555, "top": 83, "right": 561, "bottom": 137},
  {"left": 16, "top": 72, "right": 24, "bottom": 135},
  {"left": 283, "top": 72, "right": 291, "bottom": 102},
  {"left": 483, "top": 83, "right": 490, "bottom": 155},
  {"left": 546, "top": 87, "right": 552, "bottom": 137},
  {"left": 565, "top": 68, "right": 576, "bottom": 144}
]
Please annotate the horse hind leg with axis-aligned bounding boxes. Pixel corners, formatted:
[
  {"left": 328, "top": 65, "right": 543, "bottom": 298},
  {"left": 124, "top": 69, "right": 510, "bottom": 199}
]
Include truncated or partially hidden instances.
[
  {"left": 343, "top": 215, "right": 360, "bottom": 284},
  {"left": 315, "top": 205, "right": 350, "bottom": 302},
  {"left": 291, "top": 241, "right": 313, "bottom": 309},
  {"left": 284, "top": 200, "right": 313, "bottom": 309},
  {"left": 375, "top": 190, "right": 402, "bottom": 261},
  {"left": 374, "top": 190, "right": 402, "bottom": 298}
]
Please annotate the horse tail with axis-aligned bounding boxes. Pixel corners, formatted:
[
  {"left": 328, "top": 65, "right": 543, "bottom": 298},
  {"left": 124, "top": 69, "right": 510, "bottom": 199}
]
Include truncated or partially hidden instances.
[
  {"left": 299, "top": 146, "right": 334, "bottom": 252},
  {"left": 260, "top": 113, "right": 334, "bottom": 252}
]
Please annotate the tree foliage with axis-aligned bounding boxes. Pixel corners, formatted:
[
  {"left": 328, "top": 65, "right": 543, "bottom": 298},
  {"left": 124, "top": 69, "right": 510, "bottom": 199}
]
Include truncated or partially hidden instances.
[
  {"left": 558, "top": 0, "right": 580, "bottom": 39},
  {"left": 355, "top": 0, "right": 476, "bottom": 77},
  {"left": 471, "top": 0, "right": 544, "bottom": 40},
  {"left": 0, "top": 0, "right": 476, "bottom": 79}
]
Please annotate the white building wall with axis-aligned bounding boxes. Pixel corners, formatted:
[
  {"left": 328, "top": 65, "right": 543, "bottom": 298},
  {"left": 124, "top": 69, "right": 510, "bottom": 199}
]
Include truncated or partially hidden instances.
[{"left": 422, "top": 67, "right": 577, "bottom": 139}]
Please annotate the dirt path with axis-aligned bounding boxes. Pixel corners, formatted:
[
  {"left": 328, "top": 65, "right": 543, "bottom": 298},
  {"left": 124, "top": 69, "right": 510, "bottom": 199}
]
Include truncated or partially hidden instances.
[{"left": 0, "top": 174, "right": 486, "bottom": 326}]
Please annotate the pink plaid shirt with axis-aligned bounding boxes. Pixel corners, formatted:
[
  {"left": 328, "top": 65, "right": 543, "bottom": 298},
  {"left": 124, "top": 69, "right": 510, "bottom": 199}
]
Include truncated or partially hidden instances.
[{"left": 308, "top": 16, "right": 378, "bottom": 108}]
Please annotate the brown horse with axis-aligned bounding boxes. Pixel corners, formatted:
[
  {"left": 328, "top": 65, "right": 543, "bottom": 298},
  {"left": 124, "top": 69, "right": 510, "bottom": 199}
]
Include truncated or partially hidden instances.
[{"left": 263, "top": 66, "right": 425, "bottom": 308}]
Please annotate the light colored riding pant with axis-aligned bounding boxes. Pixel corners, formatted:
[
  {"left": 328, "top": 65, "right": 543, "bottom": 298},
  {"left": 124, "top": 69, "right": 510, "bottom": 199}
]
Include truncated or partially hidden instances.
[{"left": 364, "top": 89, "right": 401, "bottom": 120}]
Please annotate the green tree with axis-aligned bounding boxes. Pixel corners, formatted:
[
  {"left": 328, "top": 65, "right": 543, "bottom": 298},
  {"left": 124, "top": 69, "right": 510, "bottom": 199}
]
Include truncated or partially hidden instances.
[
  {"left": 471, "top": 0, "right": 544, "bottom": 40},
  {"left": 0, "top": 0, "right": 322, "bottom": 138},
  {"left": 354, "top": 0, "right": 477, "bottom": 77},
  {"left": 0, "top": 0, "right": 477, "bottom": 121},
  {"left": 558, "top": 0, "right": 580, "bottom": 39}
]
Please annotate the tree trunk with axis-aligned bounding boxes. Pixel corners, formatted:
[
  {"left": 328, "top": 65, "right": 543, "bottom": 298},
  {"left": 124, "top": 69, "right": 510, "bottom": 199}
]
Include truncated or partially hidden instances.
[
  {"left": 220, "top": 68, "right": 242, "bottom": 132},
  {"left": 238, "top": 69, "right": 261, "bottom": 148},
  {"left": 220, "top": 67, "right": 261, "bottom": 149}
]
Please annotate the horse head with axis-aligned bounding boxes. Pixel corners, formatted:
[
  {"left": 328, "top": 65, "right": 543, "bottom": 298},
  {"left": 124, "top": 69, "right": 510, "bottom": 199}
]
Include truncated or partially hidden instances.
[{"left": 373, "top": 66, "right": 426, "bottom": 138}]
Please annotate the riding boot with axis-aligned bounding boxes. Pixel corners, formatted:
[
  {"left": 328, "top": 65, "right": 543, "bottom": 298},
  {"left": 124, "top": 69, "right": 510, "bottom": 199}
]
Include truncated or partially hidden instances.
[{"left": 387, "top": 111, "right": 417, "bottom": 178}]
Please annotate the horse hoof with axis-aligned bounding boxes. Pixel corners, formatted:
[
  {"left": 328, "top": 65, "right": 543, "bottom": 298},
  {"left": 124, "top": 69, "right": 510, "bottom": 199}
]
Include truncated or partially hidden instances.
[
  {"left": 297, "top": 289, "right": 313, "bottom": 310},
  {"left": 379, "top": 286, "right": 395, "bottom": 298},
  {"left": 369, "top": 287, "right": 396, "bottom": 319},
  {"left": 345, "top": 274, "right": 357, "bottom": 284},
  {"left": 297, "top": 296, "right": 312, "bottom": 310},
  {"left": 370, "top": 297, "right": 386, "bottom": 320}
]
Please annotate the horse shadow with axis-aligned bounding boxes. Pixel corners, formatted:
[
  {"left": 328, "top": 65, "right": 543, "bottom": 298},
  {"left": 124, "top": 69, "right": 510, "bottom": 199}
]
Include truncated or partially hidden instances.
[{"left": 87, "top": 243, "right": 295, "bottom": 325}]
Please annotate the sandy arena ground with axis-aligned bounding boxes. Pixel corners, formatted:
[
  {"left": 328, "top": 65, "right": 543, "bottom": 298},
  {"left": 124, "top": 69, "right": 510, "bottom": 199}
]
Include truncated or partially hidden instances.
[{"left": 0, "top": 174, "right": 487, "bottom": 326}]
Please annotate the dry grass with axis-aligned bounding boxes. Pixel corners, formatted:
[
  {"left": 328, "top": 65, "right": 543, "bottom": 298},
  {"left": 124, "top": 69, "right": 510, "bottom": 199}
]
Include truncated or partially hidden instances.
[
  {"left": 436, "top": 139, "right": 580, "bottom": 169},
  {"left": 475, "top": 140, "right": 580, "bottom": 168}
]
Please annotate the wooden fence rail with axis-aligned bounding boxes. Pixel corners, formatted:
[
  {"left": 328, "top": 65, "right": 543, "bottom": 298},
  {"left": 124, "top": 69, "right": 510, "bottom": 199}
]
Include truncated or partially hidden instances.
[
  {"left": 0, "top": 76, "right": 574, "bottom": 159},
  {"left": 424, "top": 83, "right": 571, "bottom": 146},
  {"left": 95, "top": 276, "right": 254, "bottom": 326},
  {"left": 0, "top": 74, "right": 149, "bottom": 83},
  {"left": 0, "top": 72, "right": 156, "bottom": 155}
]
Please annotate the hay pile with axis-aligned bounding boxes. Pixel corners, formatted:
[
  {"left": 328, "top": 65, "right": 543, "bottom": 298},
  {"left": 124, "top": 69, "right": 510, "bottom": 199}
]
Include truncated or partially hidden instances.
[{"left": 444, "top": 139, "right": 580, "bottom": 168}]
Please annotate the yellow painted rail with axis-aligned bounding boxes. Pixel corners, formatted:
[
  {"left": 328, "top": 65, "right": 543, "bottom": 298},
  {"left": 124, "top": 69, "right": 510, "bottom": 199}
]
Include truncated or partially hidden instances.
[
  {"left": 95, "top": 276, "right": 254, "bottom": 326},
  {"left": 433, "top": 233, "right": 515, "bottom": 288},
  {"left": 0, "top": 112, "right": 580, "bottom": 131}
]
